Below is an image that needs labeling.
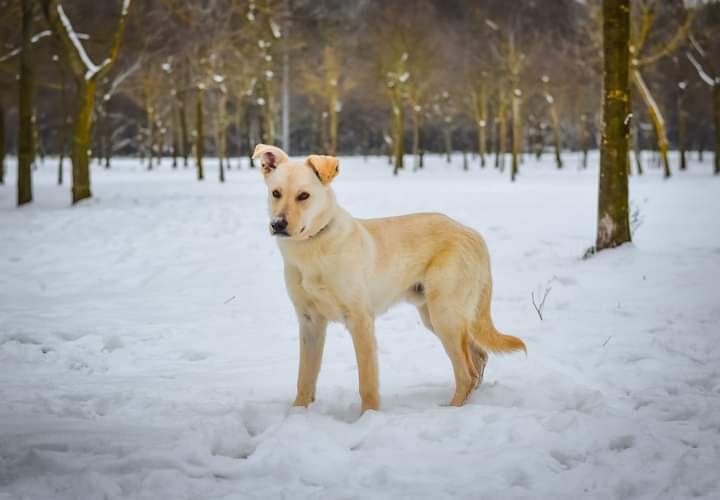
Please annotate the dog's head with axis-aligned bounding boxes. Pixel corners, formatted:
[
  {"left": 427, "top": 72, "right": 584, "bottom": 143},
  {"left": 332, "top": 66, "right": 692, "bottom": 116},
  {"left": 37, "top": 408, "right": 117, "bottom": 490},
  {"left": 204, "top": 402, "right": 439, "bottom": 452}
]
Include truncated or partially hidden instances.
[{"left": 253, "top": 143, "right": 339, "bottom": 241}]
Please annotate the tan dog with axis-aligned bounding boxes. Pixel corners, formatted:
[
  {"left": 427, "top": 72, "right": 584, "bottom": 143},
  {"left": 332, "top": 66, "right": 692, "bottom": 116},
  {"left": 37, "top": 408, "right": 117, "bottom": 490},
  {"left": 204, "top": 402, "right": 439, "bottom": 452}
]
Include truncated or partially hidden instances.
[{"left": 253, "top": 144, "right": 525, "bottom": 413}]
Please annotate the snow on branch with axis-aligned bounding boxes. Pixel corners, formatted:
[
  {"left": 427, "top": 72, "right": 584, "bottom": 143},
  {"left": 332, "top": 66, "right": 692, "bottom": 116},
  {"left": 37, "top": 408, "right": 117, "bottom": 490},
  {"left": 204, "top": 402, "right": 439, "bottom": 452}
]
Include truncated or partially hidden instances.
[
  {"left": 0, "top": 30, "right": 52, "bottom": 63},
  {"left": 687, "top": 52, "right": 715, "bottom": 86},
  {"left": 57, "top": 4, "right": 100, "bottom": 80}
]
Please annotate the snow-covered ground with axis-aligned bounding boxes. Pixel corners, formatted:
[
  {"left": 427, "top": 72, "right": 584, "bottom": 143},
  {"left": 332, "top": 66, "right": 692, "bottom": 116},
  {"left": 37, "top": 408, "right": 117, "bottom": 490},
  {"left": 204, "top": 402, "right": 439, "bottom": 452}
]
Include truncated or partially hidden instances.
[{"left": 1, "top": 152, "right": 719, "bottom": 499}]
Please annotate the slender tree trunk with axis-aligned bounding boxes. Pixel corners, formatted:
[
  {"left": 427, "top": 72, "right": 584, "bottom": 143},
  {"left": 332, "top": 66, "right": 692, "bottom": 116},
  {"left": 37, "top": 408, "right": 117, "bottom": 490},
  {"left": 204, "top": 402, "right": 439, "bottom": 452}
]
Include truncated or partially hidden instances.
[
  {"left": 261, "top": 80, "right": 274, "bottom": 144},
  {"left": 498, "top": 88, "right": 507, "bottom": 171},
  {"left": 510, "top": 86, "right": 522, "bottom": 182},
  {"left": 713, "top": 85, "right": 720, "bottom": 175},
  {"left": 462, "top": 150, "right": 468, "bottom": 171},
  {"left": 444, "top": 127, "right": 452, "bottom": 163},
  {"left": 678, "top": 85, "right": 687, "bottom": 171},
  {"left": 178, "top": 93, "right": 189, "bottom": 167},
  {"left": 549, "top": 102, "right": 563, "bottom": 169},
  {"left": 478, "top": 85, "right": 487, "bottom": 167},
  {"left": 18, "top": 0, "right": 34, "bottom": 205},
  {"left": 146, "top": 101, "right": 155, "bottom": 170},
  {"left": 217, "top": 91, "right": 227, "bottom": 183},
  {"left": 0, "top": 103, "right": 5, "bottom": 185},
  {"left": 596, "top": 0, "right": 632, "bottom": 251},
  {"left": 104, "top": 102, "right": 111, "bottom": 168},
  {"left": 70, "top": 80, "right": 97, "bottom": 203},
  {"left": 631, "top": 68, "right": 670, "bottom": 178},
  {"left": 632, "top": 119, "right": 643, "bottom": 175},
  {"left": 392, "top": 93, "right": 404, "bottom": 175},
  {"left": 411, "top": 109, "right": 421, "bottom": 169},
  {"left": 196, "top": 89, "right": 204, "bottom": 180},
  {"left": 580, "top": 113, "right": 589, "bottom": 169},
  {"left": 328, "top": 89, "right": 338, "bottom": 156},
  {"left": 172, "top": 98, "right": 179, "bottom": 169}
]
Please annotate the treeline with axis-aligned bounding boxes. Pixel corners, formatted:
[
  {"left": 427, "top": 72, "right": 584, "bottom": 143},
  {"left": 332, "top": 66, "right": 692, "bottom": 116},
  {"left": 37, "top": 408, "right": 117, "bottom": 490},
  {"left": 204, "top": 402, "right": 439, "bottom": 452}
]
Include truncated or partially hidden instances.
[{"left": 0, "top": 0, "right": 718, "bottom": 205}]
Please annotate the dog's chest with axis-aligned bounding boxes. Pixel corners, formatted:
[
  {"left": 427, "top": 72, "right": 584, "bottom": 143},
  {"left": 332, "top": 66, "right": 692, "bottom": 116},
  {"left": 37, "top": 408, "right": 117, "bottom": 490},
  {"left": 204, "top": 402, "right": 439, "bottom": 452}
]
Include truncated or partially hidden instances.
[{"left": 299, "top": 271, "right": 345, "bottom": 321}]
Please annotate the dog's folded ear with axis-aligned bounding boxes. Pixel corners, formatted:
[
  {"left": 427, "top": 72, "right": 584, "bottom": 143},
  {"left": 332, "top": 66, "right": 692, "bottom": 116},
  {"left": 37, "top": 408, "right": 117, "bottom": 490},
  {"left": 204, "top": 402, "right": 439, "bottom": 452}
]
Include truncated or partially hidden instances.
[
  {"left": 252, "top": 144, "right": 290, "bottom": 175},
  {"left": 306, "top": 155, "right": 340, "bottom": 184}
]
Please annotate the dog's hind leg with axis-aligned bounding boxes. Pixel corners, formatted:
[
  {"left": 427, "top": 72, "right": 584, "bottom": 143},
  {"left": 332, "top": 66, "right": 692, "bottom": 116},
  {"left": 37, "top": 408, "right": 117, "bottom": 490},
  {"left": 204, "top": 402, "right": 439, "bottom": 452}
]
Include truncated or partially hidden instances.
[{"left": 417, "top": 304, "right": 435, "bottom": 333}]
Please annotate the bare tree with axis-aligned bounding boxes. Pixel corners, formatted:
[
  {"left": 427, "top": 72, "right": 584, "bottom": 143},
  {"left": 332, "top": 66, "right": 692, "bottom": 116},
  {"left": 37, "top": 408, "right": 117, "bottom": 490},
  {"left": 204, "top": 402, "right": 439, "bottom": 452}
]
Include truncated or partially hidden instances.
[{"left": 42, "top": 0, "right": 132, "bottom": 203}]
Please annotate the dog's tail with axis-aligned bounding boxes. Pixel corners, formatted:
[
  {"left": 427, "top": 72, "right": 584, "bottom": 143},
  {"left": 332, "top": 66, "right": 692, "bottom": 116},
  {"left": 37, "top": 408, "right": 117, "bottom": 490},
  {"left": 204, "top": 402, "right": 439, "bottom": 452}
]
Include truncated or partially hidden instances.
[
  {"left": 473, "top": 322, "right": 527, "bottom": 354},
  {"left": 471, "top": 285, "right": 526, "bottom": 355}
]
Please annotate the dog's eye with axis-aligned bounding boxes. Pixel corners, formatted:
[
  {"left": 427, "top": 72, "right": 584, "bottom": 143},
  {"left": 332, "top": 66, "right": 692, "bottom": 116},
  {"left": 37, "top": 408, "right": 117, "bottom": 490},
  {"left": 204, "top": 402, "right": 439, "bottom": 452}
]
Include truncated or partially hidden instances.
[
  {"left": 297, "top": 192, "right": 310, "bottom": 201},
  {"left": 272, "top": 190, "right": 281, "bottom": 199}
]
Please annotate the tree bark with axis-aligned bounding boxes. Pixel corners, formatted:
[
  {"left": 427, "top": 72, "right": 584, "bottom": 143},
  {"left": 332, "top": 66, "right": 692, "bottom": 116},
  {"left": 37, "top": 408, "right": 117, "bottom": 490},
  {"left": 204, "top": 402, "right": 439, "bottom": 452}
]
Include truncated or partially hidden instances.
[
  {"left": 580, "top": 113, "right": 589, "bottom": 169},
  {"left": 596, "top": 0, "right": 632, "bottom": 251},
  {"left": 217, "top": 91, "right": 227, "bottom": 183},
  {"left": 196, "top": 89, "right": 204, "bottom": 180},
  {"left": 632, "top": 119, "right": 643, "bottom": 175},
  {"left": 70, "top": 80, "right": 97, "bottom": 202},
  {"left": 391, "top": 90, "right": 404, "bottom": 175},
  {"left": 18, "top": 0, "right": 34, "bottom": 205},
  {"left": 476, "top": 84, "right": 487, "bottom": 167}
]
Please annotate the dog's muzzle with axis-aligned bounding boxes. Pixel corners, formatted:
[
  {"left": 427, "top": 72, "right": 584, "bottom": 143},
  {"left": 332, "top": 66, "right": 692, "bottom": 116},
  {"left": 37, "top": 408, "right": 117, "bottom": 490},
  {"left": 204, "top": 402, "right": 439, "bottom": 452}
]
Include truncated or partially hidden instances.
[{"left": 270, "top": 217, "right": 289, "bottom": 237}]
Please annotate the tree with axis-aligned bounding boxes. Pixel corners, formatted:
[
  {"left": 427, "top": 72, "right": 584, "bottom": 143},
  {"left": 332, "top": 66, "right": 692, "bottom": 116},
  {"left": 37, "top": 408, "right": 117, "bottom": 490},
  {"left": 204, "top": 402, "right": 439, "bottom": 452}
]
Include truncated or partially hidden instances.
[
  {"left": 18, "top": 0, "right": 34, "bottom": 205},
  {"left": 630, "top": 0, "right": 695, "bottom": 178},
  {"left": 42, "top": 0, "right": 132, "bottom": 203},
  {"left": 687, "top": 12, "right": 720, "bottom": 175},
  {"left": 596, "top": 0, "right": 632, "bottom": 251}
]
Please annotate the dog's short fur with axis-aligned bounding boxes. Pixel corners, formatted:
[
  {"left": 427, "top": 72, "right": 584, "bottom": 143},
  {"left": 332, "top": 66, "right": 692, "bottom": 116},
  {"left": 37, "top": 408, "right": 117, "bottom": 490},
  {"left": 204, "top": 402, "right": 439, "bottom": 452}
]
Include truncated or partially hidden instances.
[{"left": 253, "top": 144, "right": 525, "bottom": 413}]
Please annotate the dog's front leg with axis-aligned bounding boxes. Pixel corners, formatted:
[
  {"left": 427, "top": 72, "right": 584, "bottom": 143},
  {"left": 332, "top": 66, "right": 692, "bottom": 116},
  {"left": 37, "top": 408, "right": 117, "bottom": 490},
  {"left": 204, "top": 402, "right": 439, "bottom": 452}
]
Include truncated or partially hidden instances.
[
  {"left": 293, "top": 312, "right": 328, "bottom": 407},
  {"left": 347, "top": 312, "right": 380, "bottom": 412}
]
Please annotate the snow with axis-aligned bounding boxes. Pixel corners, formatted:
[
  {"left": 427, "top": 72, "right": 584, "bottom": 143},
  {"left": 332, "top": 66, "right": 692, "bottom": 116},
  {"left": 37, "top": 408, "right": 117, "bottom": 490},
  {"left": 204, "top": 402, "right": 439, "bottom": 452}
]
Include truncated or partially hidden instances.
[
  {"left": 1, "top": 153, "right": 719, "bottom": 499},
  {"left": 56, "top": 4, "right": 100, "bottom": 81}
]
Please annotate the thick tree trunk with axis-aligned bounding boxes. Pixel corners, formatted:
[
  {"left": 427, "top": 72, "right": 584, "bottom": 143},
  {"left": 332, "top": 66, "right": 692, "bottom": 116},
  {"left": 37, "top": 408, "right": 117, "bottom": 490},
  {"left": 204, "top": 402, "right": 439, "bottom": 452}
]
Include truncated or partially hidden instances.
[
  {"left": 18, "top": 0, "right": 34, "bottom": 205},
  {"left": 196, "top": 89, "right": 204, "bottom": 180},
  {"left": 714, "top": 85, "right": 720, "bottom": 175},
  {"left": 596, "top": 0, "right": 632, "bottom": 251},
  {"left": 70, "top": 80, "right": 97, "bottom": 203},
  {"left": 0, "top": 103, "right": 5, "bottom": 185},
  {"left": 631, "top": 68, "right": 670, "bottom": 178}
]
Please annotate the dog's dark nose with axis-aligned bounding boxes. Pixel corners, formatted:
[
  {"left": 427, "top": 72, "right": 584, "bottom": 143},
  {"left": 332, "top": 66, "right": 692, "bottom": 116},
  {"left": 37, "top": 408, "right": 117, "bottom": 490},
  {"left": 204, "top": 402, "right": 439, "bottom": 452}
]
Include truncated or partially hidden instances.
[{"left": 271, "top": 218, "right": 288, "bottom": 233}]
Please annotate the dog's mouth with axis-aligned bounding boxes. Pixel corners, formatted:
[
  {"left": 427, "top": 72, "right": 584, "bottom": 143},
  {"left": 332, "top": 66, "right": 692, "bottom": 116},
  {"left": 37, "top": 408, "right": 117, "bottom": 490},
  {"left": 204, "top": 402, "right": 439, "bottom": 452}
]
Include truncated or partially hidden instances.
[{"left": 271, "top": 228, "right": 290, "bottom": 237}]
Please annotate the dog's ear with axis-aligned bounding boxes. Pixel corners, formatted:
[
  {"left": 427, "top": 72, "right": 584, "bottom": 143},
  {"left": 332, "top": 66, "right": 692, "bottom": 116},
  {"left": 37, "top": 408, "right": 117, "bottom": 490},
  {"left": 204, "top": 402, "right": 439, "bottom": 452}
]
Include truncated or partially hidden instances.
[
  {"left": 252, "top": 144, "right": 290, "bottom": 176},
  {"left": 306, "top": 155, "right": 340, "bottom": 185}
]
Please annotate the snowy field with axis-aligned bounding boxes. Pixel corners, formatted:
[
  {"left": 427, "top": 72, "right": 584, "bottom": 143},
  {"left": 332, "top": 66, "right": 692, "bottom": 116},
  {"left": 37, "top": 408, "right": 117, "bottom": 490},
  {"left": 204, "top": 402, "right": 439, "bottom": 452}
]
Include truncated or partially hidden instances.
[{"left": 1, "top": 152, "right": 719, "bottom": 500}]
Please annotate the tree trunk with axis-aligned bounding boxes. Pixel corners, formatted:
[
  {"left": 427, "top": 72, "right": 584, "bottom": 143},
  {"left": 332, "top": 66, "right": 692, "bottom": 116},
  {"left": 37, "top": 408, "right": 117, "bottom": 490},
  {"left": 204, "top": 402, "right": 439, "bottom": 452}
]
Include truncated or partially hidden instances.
[
  {"left": 596, "top": 0, "right": 632, "bottom": 251},
  {"left": 328, "top": 89, "right": 338, "bottom": 156},
  {"left": 0, "top": 103, "right": 5, "bottom": 185},
  {"left": 678, "top": 85, "right": 687, "bottom": 171},
  {"left": 510, "top": 87, "right": 522, "bottom": 182},
  {"left": 444, "top": 127, "right": 452, "bottom": 164},
  {"left": 478, "top": 85, "right": 487, "bottom": 167},
  {"left": 70, "top": 80, "right": 97, "bottom": 203},
  {"left": 196, "top": 89, "right": 204, "bottom": 180},
  {"left": 549, "top": 102, "right": 563, "bottom": 169},
  {"left": 217, "top": 91, "right": 227, "bottom": 183},
  {"left": 261, "top": 80, "right": 274, "bottom": 144},
  {"left": 580, "top": 113, "right": 589, "bottom": 169},
  {"left": 172, "top": 98, "right": 179, "bottom": 169},
  {"left": 391, "top": 93, "right": 404, "bottom": 175},
  {"left": 146, "top": 101, "right": 155, "bottom": 170},
  {"left": 497, "top": 88, "right": 507, "bottom": 171},
  {"left": 632, "top": 119, "right": 643, "bottom": 175},
  {"left": 713, "top": 85, "right": 720, "bottom": 175},
  {"left": 18, "top": 0, "right": 34, "bottom": 205},
  {"left": 411, "top": 109, "right": 421, "bottom": 170},
  {"left": 631, "top": 68, "right": 670, "bottom": 178},
  {"left": 178, "top": 93, "right": 189, "bottom": 167}
]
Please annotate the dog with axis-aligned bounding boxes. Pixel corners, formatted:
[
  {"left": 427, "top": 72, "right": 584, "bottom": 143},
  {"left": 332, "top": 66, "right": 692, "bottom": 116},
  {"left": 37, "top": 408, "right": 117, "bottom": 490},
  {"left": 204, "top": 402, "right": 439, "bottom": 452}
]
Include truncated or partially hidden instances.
[{"left": 253, "top": 144, "right": 525, "bottom": 413}]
